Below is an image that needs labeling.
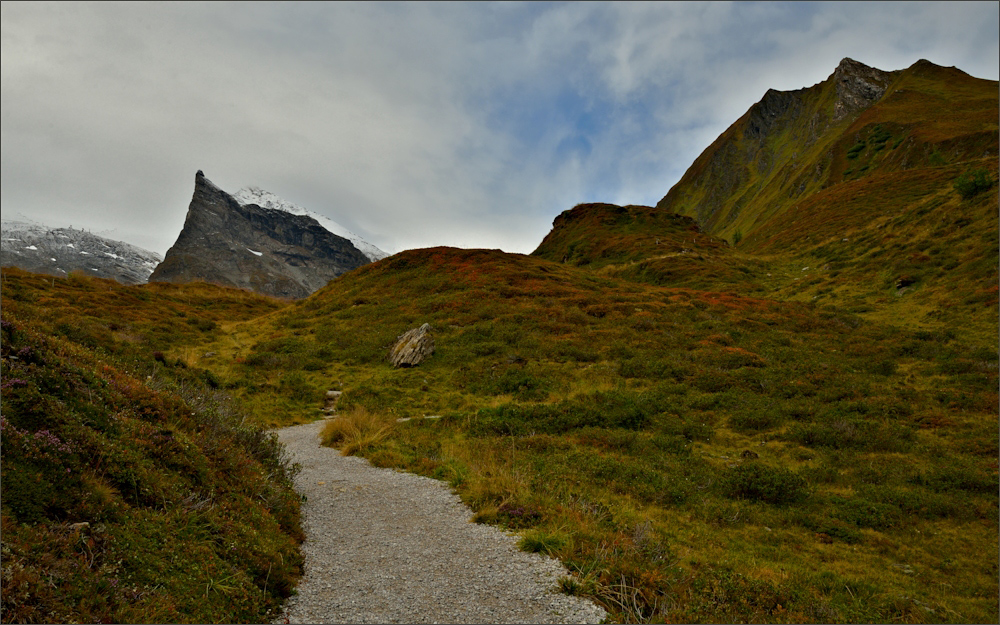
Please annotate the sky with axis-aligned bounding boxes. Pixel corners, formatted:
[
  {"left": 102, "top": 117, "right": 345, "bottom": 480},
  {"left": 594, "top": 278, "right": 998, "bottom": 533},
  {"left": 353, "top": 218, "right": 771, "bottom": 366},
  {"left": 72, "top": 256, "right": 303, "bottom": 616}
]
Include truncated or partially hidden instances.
[{"left": 2, "top": 2, "right": 998, "bottom": 257}]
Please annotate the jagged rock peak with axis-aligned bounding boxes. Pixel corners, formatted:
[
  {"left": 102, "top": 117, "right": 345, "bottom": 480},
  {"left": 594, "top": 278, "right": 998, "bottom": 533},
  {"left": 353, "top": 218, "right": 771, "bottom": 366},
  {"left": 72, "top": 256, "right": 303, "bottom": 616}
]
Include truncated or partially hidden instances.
[
  {"left": 832, "top": 57, "right": 894, "bottom": 121},
  {"left": 148, "top": 171, "right": 373, "bottom": 299}
]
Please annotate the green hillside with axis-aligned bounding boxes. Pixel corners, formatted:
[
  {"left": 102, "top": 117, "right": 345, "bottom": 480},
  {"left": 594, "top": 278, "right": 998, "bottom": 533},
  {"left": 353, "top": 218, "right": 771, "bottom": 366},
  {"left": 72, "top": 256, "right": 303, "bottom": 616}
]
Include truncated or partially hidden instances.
[
  {"left": 1, "top": 270, "right": 301, "bottom": 623},
  {"left": 645, "top": 58, "right": 999, "bottom": 343},
  {"left": 190, "top": 242, "right": 997, "bottom": 623},
  {"left": 656, "top": 58, "right": 998, "bottom": 246},
  {"left": 530, "top": 203, "right": 774, "bottom": 293}
]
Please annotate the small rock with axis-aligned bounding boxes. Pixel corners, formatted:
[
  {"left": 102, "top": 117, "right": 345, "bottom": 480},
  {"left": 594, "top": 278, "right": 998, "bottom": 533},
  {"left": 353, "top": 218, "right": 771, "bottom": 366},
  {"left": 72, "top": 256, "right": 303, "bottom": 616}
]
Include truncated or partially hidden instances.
[{"left": 321, "top": 390, "right": 343, "bottom": 415}]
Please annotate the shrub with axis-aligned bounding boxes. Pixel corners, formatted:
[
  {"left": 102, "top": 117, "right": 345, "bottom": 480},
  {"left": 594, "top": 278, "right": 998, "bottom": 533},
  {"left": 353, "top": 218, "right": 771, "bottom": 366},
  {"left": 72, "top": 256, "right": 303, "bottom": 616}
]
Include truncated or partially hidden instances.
[
  {"left": 953, "top": 168, "right": 992, "bottom": 200},
  {"left": 909, "top": 466, "right": 997, "bottom": 494},
  {"left": 477, "top": 368, "right": 550, "bottom": 401},
  {"left": 870, "top": 359, "right": 897, "bottom": 376},
  {"left": 833, "top": 496, "right": 901, "bottom": 529},
  {"left": 470, "top": 390, "right": 660, "bottom": 436},
  {"left": 797, "top": 515, "right": 863, "bottom": 543},
  {"left": 723, "top": 463, "right": 807, "bottom": 505},
  {"left": 279, "top": 371, "right": 313, "bottom": 401},
  {"left": 619, "top": 358, "right": 690, "bottom": 380},
  {"left": 728, "top": 410, "right": 783, "bottom": 432}
]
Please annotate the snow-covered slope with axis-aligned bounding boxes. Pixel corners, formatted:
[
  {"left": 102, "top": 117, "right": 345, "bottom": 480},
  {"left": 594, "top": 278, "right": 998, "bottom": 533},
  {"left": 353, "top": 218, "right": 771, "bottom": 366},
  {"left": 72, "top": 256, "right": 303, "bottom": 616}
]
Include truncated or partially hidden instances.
[
  {"left": 1, "top": 218, "right": 162, "bottom": 285},
  {"left": 232, "top": 187, "right": 389, "bottom": 262}
]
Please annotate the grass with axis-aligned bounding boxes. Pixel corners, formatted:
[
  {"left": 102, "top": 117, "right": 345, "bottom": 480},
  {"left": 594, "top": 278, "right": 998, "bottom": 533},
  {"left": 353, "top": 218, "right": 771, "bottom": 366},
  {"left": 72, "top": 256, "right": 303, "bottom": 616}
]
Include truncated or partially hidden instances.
[
  {"left": 1, "top": 271, "right": 301, "bottom": 624},
  {"left": 189, "top": 242, "right": 996, "bottom": 623},
  {"left": 320, "top": 407, "right": 394, "bottom": 455}
]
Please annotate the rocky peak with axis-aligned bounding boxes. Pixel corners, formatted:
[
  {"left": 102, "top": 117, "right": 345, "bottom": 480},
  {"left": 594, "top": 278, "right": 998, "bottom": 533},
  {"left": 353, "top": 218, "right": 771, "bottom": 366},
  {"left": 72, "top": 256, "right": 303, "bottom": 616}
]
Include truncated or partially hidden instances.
[
  {"left": 832, "top": 57, "right": 894, "bottom": 121},
  {"left": 743, "top": 88, "right": 804, "bottom": 142},
  {"left": 149, "top": 172, "right": 372, "bottom": 299}
]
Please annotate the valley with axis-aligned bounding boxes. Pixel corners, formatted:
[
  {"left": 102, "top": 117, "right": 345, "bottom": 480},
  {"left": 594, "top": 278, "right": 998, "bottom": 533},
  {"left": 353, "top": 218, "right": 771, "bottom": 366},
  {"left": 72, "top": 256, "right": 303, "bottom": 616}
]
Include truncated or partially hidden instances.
[{"left": 1, "top": 57, "right": 997, "bottom": 623}]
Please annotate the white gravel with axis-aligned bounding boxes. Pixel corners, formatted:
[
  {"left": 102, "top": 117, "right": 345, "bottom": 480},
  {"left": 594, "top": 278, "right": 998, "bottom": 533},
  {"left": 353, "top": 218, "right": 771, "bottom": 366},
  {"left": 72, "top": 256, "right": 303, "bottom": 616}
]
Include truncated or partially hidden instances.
[{"left": 274, "top": 420, "right": 607, "bottom": 624}]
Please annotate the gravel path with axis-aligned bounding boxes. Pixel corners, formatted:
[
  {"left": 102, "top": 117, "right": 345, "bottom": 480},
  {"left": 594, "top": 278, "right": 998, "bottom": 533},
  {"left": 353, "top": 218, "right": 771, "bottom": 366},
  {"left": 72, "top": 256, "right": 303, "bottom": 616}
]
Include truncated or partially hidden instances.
[{"left": 274, "top": 420, "right": 607, "bottom": 624}]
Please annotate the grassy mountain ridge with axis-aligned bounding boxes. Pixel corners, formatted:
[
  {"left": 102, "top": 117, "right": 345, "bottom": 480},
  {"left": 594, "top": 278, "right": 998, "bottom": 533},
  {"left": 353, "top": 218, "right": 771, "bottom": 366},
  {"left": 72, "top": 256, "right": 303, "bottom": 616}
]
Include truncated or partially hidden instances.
[
  {"left": 655, "top": 58, "right": 998, "bottom": 248},
  {"left": 531, "top": 203, "right": 722, "bottom": 267}
]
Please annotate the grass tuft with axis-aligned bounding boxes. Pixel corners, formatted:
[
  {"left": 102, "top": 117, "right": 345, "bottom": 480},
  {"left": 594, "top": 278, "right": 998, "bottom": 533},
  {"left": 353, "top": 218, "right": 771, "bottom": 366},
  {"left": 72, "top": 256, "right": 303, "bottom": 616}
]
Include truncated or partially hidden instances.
[{"left": 320, "top": 407, "right": 394, "bottom": 455}]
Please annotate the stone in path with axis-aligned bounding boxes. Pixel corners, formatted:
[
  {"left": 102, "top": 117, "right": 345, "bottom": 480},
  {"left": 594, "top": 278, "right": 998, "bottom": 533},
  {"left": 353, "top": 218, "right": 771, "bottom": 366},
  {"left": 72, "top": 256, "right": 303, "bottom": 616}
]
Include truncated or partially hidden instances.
[{"left": 274, "top": 421, "right": 606, "bottom": 624}]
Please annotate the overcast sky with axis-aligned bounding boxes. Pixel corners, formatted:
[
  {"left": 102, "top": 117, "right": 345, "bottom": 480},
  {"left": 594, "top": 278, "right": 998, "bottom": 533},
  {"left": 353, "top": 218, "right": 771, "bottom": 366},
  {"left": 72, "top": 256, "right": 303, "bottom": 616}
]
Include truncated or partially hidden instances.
[{"left": 2, "top": 2, "right": 998, "bottom": 256}]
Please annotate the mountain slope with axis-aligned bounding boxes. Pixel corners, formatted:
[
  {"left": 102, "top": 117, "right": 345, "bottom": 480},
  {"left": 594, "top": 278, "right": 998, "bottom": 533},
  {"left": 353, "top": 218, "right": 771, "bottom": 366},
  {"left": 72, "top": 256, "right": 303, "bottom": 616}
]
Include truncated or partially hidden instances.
[
  {"left": 532, "top": 203, "right": 724, "bottom": 267},
  {"left": 1, "top": 220, "right": 162, "bottom": 285},
  {"left": 656, "top": 58, "right": 998, "bottom": 245},
  {"left": 149, "top": 172, "right": 372, "bottom": 299},
  {"left": 232, "top": 187, "right": 388, "bottom": 263},
  {"left": 0, "top": 270, "right": 300, "bottom": 623},
  {"left": 644, "top": 57, "right": 998, "bottom": 341}
]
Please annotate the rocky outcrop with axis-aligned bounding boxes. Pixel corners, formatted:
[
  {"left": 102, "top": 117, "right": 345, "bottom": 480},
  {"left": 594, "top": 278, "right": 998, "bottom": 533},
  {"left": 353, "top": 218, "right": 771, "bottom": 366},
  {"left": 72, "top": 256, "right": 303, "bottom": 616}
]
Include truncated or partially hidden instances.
[
  {"left": 743, "top": 88, "right": 805, "bottom": 143},
  {"left": 389, "top": 324, "right": 435, "bottom": 367},
  {"left": 232, "top": 187, "right": 388, "bottom": 263},
  {"left": 149, "top": 172, "right": 371, "bottom": 299},
  {"left": 1, "top": 220, "right": 161, "bottom": 285},
  {"left": 832, "top": 57, "right": 894, "bottom": 122}
]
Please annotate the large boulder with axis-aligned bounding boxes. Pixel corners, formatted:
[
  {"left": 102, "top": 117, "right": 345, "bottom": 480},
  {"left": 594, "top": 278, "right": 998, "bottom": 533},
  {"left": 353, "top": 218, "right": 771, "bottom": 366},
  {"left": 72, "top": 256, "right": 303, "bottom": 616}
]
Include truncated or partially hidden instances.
[{"left": 389, "top": 323, "right": 435, "bottom": 367}]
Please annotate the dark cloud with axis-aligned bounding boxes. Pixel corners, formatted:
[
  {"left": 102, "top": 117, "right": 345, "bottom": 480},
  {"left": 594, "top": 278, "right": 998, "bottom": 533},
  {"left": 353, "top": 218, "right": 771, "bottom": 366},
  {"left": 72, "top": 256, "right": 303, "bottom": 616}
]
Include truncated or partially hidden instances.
[{"left": 2, "top": 2, "right": 997, "bottom": 255}]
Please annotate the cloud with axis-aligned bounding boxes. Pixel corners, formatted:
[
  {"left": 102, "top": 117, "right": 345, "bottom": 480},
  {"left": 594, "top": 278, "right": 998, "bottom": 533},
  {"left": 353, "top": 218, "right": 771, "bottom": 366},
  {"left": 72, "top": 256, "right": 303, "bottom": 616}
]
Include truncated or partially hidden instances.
[{"left": 2, "top": 2, "right": 997, "bottom": 256}]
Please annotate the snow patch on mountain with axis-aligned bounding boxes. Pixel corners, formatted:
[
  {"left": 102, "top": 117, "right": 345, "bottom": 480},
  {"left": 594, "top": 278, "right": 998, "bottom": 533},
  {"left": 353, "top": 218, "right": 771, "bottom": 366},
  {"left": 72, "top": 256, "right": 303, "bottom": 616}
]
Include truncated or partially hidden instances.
[
  {"left": 232, "top": 187, "right": 389, "bottom": 262},
  {"left": 1, "top": 220, "right": 163, "bottom": 285}
]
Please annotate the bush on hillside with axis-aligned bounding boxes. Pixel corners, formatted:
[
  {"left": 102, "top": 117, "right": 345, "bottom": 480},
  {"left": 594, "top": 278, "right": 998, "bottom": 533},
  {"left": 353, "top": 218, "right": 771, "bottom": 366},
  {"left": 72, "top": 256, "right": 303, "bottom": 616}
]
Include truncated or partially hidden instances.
[
  {"left": 954, "top": 169, "right": 993, "bottom": 200},
  {"left": 722, "top": 462, "right": 807, "bottom": 505}
]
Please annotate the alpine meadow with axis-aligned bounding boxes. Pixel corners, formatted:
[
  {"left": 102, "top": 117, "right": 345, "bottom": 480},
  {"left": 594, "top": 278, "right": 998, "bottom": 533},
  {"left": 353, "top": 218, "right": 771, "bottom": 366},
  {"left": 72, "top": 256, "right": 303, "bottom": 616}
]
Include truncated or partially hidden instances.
[{"left": 2, "top": 57, "right": 997, "bottom": 623}]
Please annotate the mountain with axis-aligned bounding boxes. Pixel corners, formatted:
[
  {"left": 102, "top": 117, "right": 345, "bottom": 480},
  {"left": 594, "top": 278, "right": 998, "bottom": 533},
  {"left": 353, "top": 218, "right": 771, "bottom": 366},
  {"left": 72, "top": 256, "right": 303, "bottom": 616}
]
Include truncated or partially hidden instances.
[
  {"left": 149, "top": 171, "right": 373, "bottom": 299},
  {"left": 0, "top": 218, "right": 162, "bottom": 285},
  {"left": 232, "top": 187, "right": 388, "bottom": 263},
  {"left": 649, "top": 57, "right": 998, "bottom": 341},
  {"left": 656, "top": 58, "right": 998, "bottom": 246}
]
